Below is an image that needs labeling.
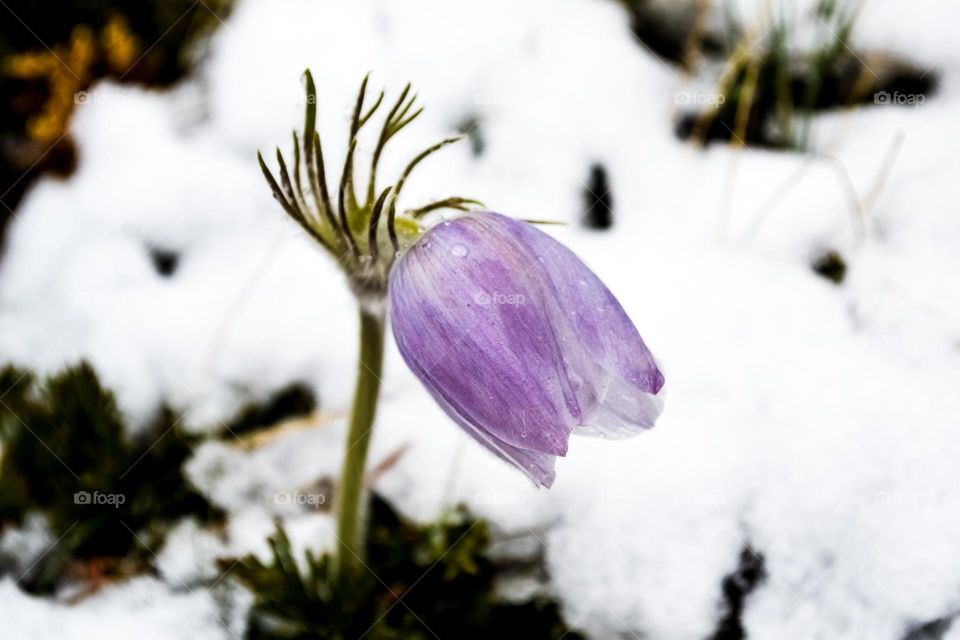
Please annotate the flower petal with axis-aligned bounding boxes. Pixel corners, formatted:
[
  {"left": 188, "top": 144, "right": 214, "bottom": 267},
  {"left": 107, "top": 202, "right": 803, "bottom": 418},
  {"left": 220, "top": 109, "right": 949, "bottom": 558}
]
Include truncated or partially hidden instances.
[
  {"left": 473, "top": 213, "right": 665, "bottom": 437},
  {"left": 403, "top": 348, "right": 557, "bottom": 487},
  {"left": 389, "top": 217, "right": 580, "bottom": 458}
]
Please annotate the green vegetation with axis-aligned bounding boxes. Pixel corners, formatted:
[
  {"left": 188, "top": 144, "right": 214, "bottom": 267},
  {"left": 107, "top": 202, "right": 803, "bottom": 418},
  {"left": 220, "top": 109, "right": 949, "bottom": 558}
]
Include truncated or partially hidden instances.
[
  {"left": 229, "top": 496, "right": 584, "bottom": 640},
  {"left": 0, "top": 364, "right": 582, "bottom": 637},
  {"left": 621, "top": 0, "right": 936, "bottom": 150},
  {"left": 0, "top": 363, "right": 220, "bottom": 593},
  {"left": 686, "top": 0, "right": 872, "bottom": 150}
]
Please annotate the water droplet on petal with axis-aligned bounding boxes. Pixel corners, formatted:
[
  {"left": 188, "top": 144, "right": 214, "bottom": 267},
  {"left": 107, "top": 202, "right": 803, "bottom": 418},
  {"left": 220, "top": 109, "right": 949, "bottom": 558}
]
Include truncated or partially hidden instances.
[{"left": 451, "top": 243, "right": 468, "bottom": 257}]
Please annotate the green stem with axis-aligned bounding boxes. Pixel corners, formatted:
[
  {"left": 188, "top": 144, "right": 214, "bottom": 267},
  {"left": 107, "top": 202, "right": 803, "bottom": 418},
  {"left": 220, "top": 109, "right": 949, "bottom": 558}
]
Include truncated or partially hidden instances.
[{"left": 335, "top": 306, "right": 385, "bottom": 579}]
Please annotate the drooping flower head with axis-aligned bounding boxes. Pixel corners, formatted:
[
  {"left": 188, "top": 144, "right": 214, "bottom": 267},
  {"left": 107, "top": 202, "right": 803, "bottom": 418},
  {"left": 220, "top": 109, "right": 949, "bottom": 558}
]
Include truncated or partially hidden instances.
[
  {"left": 390, "top": 212, "right": 664, "bottom": 487},
  {"left": 260, "top": 73, "right": 664, "bottom": 489}
]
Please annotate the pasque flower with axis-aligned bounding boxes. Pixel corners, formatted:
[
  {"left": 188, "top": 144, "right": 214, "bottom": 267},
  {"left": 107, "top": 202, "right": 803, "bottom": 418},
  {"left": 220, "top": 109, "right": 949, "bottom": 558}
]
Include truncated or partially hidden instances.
[
  {"left": 390, "top": 212, "right": 664, "bottom": 487},
  {"left": 259, "top": 71, "right": 483, "bottom": 576},
  {"left": 260, "top": 73, "right": 663, "bottom": 577}
]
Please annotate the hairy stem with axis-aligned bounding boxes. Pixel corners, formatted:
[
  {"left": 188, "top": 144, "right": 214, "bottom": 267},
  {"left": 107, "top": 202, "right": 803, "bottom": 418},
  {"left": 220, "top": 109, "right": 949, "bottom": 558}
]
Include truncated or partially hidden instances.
[{"left": 335, "top": 306, "right": 385, "bottom": 579}]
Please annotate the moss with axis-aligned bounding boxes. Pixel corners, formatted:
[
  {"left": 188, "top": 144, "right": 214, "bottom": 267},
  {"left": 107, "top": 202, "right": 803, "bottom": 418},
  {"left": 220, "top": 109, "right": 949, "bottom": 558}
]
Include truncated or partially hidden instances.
[
  {"left": 0, "top": 362, "right": 221, "bottom": 593},
  {"left": 227, "top": 496, "right": 584, "bottom": 639}
]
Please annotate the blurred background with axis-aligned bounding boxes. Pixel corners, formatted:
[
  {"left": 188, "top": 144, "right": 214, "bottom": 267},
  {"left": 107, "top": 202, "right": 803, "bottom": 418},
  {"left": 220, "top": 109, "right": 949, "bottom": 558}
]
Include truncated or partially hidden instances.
[{"left": 1, "top": 0, "right": 959, "bottom": 638}]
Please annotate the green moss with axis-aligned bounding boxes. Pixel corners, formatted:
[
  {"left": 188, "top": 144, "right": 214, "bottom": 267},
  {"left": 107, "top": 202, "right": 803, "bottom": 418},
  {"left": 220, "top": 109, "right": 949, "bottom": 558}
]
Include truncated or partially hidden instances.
[
  {"left": 0, "top": 362, "right": 220, "bottom": 593},
  {"left": 228, "top": 496, "right": 584, "bottom": 639}
]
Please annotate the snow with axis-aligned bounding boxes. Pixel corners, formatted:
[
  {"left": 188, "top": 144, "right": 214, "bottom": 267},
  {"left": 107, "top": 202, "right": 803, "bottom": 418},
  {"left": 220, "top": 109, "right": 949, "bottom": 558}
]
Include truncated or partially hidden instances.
[
  {"left": 2, "top": 0, "right": 960, "bottom": 637},
  {"left": 0, "top": 576, "right": 232, "bottom": 640}
]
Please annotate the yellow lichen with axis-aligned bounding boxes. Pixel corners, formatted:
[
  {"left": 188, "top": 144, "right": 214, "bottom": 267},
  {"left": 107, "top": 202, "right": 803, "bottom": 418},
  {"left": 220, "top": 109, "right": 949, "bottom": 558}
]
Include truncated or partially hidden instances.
[
  {"left": 102, "top": 15, "right": 139, "bottom": 72},
  {"left": 4, "top": 16, "right": 140, "bottom": 142}
]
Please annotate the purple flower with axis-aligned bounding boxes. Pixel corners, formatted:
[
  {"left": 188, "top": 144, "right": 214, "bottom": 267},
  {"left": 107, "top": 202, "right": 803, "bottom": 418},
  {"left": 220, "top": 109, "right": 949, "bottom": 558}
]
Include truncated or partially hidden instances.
[{"left": 389, "top": 212, "right": 664, "bottom": 487}]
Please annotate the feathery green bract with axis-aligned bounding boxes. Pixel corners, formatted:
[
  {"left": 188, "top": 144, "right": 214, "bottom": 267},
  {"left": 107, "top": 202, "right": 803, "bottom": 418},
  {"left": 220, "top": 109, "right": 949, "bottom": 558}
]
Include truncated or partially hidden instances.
[{"left": 258, "top": 71, "right": 480, "bottom": 304}]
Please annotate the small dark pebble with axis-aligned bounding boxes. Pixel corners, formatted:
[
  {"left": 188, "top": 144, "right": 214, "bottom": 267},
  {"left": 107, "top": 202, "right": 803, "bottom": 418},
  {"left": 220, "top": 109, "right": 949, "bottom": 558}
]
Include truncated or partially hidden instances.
[
  {"left": 811, "top": 249, "right": 847, "bottom": 285},
  {"left": 149, "top": 247, "right": 180, "bottom": 277},
  {"left": 709, "top": 545, "right": 767, "bottom": 640},
  {"left": 582, "top": 163, "right": 613, "bottom": 230},
  {"left": 902, "top": 616, "right": 955, "bottom": 640}
]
